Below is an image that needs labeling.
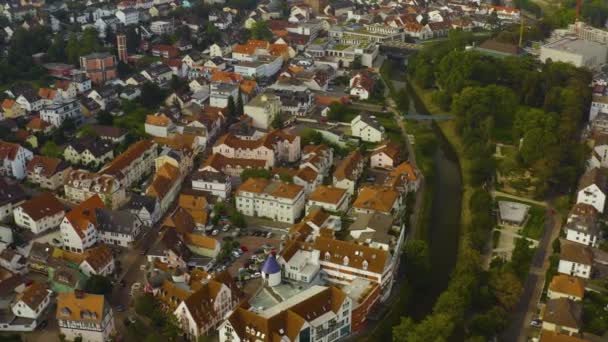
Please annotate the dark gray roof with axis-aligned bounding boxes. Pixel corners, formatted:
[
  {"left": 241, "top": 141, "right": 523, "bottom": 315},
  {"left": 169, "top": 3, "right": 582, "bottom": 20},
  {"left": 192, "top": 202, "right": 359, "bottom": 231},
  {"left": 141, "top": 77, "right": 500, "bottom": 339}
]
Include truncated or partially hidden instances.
[
  {"left": 28, "top": 242, "right": 53, "bottom": 262},
  {"left": 95, "top": 208, "right": 140, "bottom": 235},
  {"left": 0, "top": 178, "right": 26, "bottom": 207},
  {"left": 127, "top": 194, "right": 158, "bottom": 214},
  {"left": 192, "top": 170, "right": 229, "bottom": 183},
  {"left": 67, "top": 137, "right": 113, "bottom": 157}
]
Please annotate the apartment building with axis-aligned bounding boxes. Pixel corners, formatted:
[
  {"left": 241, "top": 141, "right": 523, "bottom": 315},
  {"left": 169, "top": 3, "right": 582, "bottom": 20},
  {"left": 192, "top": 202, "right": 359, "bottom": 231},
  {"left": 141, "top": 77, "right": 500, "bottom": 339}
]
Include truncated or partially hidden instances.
[
  {"left": 26, "top": 155, "right": 71, "bottom": 190},
  {"left": 333, "top": 151, "right": 365, "bottom": 195},
  {"left": 213, "top": 129, "right": 300, "bottom": 168},
  {"left": 99, "top": 139, "right": 158, "bottom": 188},
  {"left": 236, "top": 178, "right": 305, "bottom": 223},
  {"left": 64, "top": 170, "right": 127, "bottom": 209},
  {"left": 60, "top": 195, "right": 105, "bottom": 253},
  {"left": 0, "top": 141, "right": 33, "bottom": 180},
  {"left": 56, "top": 291, "right": 115, "bottom": 342},
  {"left": 244, "top": 93, "right": 281, "bottom": 130},
  {"left": 40, "top": 99, "right": 83, "bottom": 128},
  {"left": 13, "top": 192, "right": 65, "bottom": 235},
  {"left": 79, "top": 52, "right": 117, "bottom": 84}
]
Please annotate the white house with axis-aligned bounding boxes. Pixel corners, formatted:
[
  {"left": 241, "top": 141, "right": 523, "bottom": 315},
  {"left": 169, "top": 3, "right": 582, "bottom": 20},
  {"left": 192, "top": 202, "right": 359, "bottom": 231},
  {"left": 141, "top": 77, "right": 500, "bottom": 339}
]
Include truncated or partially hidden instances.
[
  {"left": 191, "top": 170, "right": 232, "bottom": 199},
  {"left": 145, "top": 114, "right": 175, "bottom": 138},
  {"left": 576, "top": 167, "right": 607, "bottom": 213},
  {"left": 558, "top": 241, "right": 594, "bottom": 279},
  {"left": 349, "top": 72, "right": 374, "bottom": 100},
  {"left": 236, "top": 178, "right": 305, "bottom": 224},
  {"left": 0, "top": 141, "right": 33, "bottom": 179},
  {"left": 40, "top": 99, "right": 83, "bottom": 128},
  {"left": 115, "top": 8, "right": 139, "bottom": 26},
  {"left": 564, "top": 212, "right": 601, "bottom": 248},
  {"left": 306, "top": 185, "right": 350, "bottom": 213},
  {"left": 126, "top": 194, "right": 162, "bottom": 226},
  {"left": 79, "top": 244, "right": 115, "bottom": 277},
  {"left": 333, "top": 151, "right": 365, "bottom": 195},
  {"left": 588, "top": 135, "right": 608, "bottom": 169},
  {"left": 13, "top": 192, "right": 65, "bottom": 235},
  {"left": 209, "top": 82, "right": 239, "bottom": 108},
  {"left": 60, "top": 195, "right": 105, "bottom": 253},
  {"left": 547, "top": 275, "right": 585, "bottom": 302},
  {"left": 96, "top": 209, "right": 143, "bottom": 247},
  {"left": 57, "top": 291, "right": 116, "bottom": 342},
  {"left": 589, "top": 95, "right": 608, "bottom": 121},
  {"left": 244, "top": 93, "right": 281, "bottom": 130},
  {"left": 301, "top": 144, "right": 333, "bottom": 176},
  {"left": 371, "top": 142, "right": 401, "bottom": 169},
  {"left": 351, "top": 113, "right": 386, "bottom": 143},
  {"left": 11, "top": 281, "right": 52, "bottom": 320}
]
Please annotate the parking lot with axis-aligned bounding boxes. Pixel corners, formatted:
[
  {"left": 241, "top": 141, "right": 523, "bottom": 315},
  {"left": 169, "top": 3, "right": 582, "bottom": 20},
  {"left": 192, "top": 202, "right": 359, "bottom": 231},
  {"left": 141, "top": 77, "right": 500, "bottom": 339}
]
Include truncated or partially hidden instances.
[{"left": 226, "top": 235, "right": 282, "bottom": 278}]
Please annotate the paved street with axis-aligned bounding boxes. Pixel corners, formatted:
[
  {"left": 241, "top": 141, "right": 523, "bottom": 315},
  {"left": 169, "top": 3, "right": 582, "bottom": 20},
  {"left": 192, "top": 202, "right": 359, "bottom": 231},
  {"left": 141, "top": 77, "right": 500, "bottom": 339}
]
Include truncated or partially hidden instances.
[{"left": 500, "top": 207, "right": 562, "bottom": 342}]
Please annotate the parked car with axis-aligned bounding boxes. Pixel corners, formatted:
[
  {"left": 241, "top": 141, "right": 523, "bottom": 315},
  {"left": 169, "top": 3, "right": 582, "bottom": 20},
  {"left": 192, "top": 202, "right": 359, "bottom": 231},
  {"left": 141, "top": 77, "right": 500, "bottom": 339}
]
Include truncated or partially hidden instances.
[
  {"left": 252, "top": 272, "right": 261, "bottom": 278},
  {"left": 212, "top": 229, "right": 219, "bottom": 236},
  {"left": 266, "top": 232, "right": 273, "bottom": 238},
  {"left": 530, "top": 319, "right": 542, "bottom": 328},
  {"left": 115, "top": 304, "right": 125, "bottom": 312},
  {"left": 241, "top": 246, "right": 248, "bottom": 252},
  {"left": 222, "top": 224, "right": 231, "bottom": 232}
]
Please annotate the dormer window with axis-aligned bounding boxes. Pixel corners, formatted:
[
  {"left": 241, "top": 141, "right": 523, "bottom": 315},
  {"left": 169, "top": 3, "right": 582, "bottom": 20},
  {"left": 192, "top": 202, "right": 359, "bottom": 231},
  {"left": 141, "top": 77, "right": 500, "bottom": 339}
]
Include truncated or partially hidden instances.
[
  {"left": 325, "top": 252, "right": 331, "bottom": 261},
  {"left": 362, "top": 260, "right": 368, "bottom": 270},
  {"left": 343, "top": 256, "right": 349, "bottom": 266}
]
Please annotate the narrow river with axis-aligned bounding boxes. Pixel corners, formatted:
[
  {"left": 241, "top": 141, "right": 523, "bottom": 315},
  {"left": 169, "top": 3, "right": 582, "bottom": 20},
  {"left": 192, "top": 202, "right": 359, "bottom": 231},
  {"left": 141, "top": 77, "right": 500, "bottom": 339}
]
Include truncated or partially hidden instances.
[{"left": 405, "top": 82, "right": 463, "bottom": 320}]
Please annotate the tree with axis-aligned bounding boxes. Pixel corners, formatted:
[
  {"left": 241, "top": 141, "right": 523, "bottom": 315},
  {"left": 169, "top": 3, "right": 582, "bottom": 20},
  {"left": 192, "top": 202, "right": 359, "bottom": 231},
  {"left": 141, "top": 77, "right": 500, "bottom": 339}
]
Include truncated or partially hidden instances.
[
  {"left": 489, "top": 270, "right": 522, "bottom": 310},
  {"left": 140, "top": 82, "right": 164, "bottom": 109},
  {"left": 271, "top": 114, "right": 283, "bottom": 129},
  {"left": 403, "top": 240, "right": 431, "bottom": 287},
  {"left": 352, "top": 56, "right": 363, "bottom": 70},
  {"left": 236, "top": 90, "right": 244, "bottom": 117},
  {"left": 249, "top": 20, "right": 273, "bottom": 40},
  {"left": 66, "top": 32, "right": 80, "bottom": 65},
  {"left": 227, "top": 95, "right": 237, "bottom": 119},
  {"left": 41, "top": 141, "right": 62, "bottom": 158},
  {"left": 84, "top": 275, "right": 113, "bottom": 296},
  {"left": 96, "top": 110, "right": 114, "bottom": 125},
  {"left": 78, "top": 125, "right": 98, "bottom": 138},
  {"left": 469, "top": 306, "right": 508, "bottom": 338}
]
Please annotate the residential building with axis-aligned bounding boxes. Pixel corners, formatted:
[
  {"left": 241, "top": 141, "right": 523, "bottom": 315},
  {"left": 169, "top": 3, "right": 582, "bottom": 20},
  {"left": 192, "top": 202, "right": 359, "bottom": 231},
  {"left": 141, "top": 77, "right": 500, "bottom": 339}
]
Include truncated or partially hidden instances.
[
  {"left": 351, "top": 113, "right": 385, "bottom": 143},
  {"left": 150, "top": 20, "right": 174, "bottom": 35},
  {"left": 96, "top": 209, "right": 143, "bottom": 247},
  {"left": 56, "top": 291, "right": 116, "bottom": 342},
  {"left": 200, "top": 153, "right": 267, "bottom": 177},
  {"left": 349, "top": 213, "right": 395, "bottom": 251},
  {"left": 541, "top": 298, "right": 583, "bottom": 336},
  {"left": 0, "top": 249, "right": 27, "bottom": 274},
  {"left": 26, "top": 155, "right": 71, "bottom": 189},
  {"left": 89, "top": 125, "right": 127, "bottom": 144},
  {"left": 146, "top": 163, "right": 181, "bottom": 215},
  {"left": 219, "top": 285, "right": 351, "bottom": 342},
  {"left": 307, "top": 185, "right": 350, "bottom": 214},
  {"left": 301, "top": 144, "right": 333, "bottom": 176},
  {"left": 115, "top": 8, "right": 139, "bottom": 26},
  {"left": 0, "top": 142, "right": 33, "bottom": 180},
  {"left": 64, "top": 170, "right": 127, "bottom": 209},
  {"left": 126, "top": 194, "right": 161, "bottom": 226},
  {"left": 191, "top": 170, "right": 232, "bottom": 199},
  {"left": 79, "top": 244, "right": 115, "bottom": 277},
  {"left": 0, "top": 179, "right": 27, "bottom": 222},
  {"left": 60, "top": 195, "right": 105, "bottom": 253},
  {"left": 63, "top": 138, "right": 114, "bottom": 167},
  {"left": 548, "top": 275, "right": 585, "bottom": 301},
  {"left": 212, "top": 130, "right": 300, "bottom": 168},
  {"left": 349, "top": 72, "right": 374, "bottom": 100},
  {"left": 99, "top": 139, "right": 157, "bottom": 188},
  {"left": 576, "top": 167, "right": 607, "bottom": 213},
  {"left": 589, "top": 94, "right": 608, "bottom": 121},
  {"left": 40, "top": 99, "right": 83, "bottom": 128},
  {"left": 244, "top": 94, "right": 281, "bottom": 130},
  {"left": 79, "top": 52, "right": 117, "bottom": 84},
  {"left": 352, "top": 186, "right": 401, "bottom": 216},
  {"left": 564, "top": 210, "right": 600, "bottom": 247},
  {"left": 333, "top": 151, "right": 364, "bottom": 195},
  {"left": 1, "top": 99, "right": 25, "bottom": 118},
  {"left": 11, "top": 281, "right": 52, "bottom": 321},
  {"left": 209, "top": 82, "right": 239, "bottom": 108},
  {"left": 145, "top": 114, "right": 175, "bottom": 138},
  {"left": 235, "top": 178, "right": 305, "bottom": 223},
  {"left": 558, "top": 240, "right": 593, "bottom": 279},
  {"left": 140, "top": 64, "right": 173, "bottom": 87},
  {"left": 13, "top": 193, "right": 65, "bottom": 235},
  {"left": 371, "top": 142, "right": 401, "bottom": 169}
]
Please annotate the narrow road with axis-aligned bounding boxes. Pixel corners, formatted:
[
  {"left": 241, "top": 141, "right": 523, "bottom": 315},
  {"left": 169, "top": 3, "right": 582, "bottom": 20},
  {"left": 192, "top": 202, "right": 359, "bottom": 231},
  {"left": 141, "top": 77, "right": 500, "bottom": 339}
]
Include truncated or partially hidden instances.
[{"left": 500, "top": 207, "right": 562, "bottom": 342}]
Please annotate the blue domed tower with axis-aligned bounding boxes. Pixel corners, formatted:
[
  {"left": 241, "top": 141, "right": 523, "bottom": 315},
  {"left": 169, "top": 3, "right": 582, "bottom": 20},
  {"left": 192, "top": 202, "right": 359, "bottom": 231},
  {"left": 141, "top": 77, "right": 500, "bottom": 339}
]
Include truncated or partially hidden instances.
[{"left": 261, "top": 253, "right": 281, "bottom": 287}]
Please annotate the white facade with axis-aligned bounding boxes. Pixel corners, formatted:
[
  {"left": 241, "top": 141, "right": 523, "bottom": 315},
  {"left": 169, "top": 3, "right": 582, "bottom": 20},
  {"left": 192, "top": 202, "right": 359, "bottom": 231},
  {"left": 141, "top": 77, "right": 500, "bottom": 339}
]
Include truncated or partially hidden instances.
[
  {"left": 0, "top": 143, "right": 33, "bottom": 179},
  {"left": 576, "top": 183, "right": 606, "bottom": 213},
  {"left": 79, "top": 258, "right": 115, "bottom": 277},
  {"left": 371, "top": 151, "right": 396, "bottom": 169},
  {"left": 13, "top": 206, "right": 65, "bottom": 235},
  {"left": 565, "top": 228, "right": 599, "bottom": 247},
  {"left": 244, "top": 94, "right": 281, "bottom": 130},
  {"left": 236, "top": 180, "right": 305, "bottom": 224},
  {"left": 11, "top": 288, "right": 52, "bottom": 320},
  {"left": 115, "top": 9, "right": 139, "bottom": 26},
  {"left": 558, "top": 259, "right": 592, "bottom": 279},
  {"left": 60, "top": 217, "right": 97, "bottom": 253},
  {"left": 191, "top": 173, "right": 232, "bottom": 199},
  {"left": 150, "top": 20, "right": 173, "bottom": 34},
  {"left": 540, "top": 38, "right": 608, "bottom": 71},
  {"left": 40, "top": 100, "right": 82, "bottom": 128},
  {"left": 589, "top": 95, "right": 608, "bottom": 121},
  {"left": 351, "top": 115, "right": 385, "bottom": 143}
]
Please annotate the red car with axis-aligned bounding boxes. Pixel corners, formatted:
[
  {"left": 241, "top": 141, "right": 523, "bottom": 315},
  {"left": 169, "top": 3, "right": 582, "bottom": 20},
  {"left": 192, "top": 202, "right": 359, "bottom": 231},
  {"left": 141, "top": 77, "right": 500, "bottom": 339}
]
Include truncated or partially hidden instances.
[{"left": 241, "top": 246, "right": 249, "bottom": 252}]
